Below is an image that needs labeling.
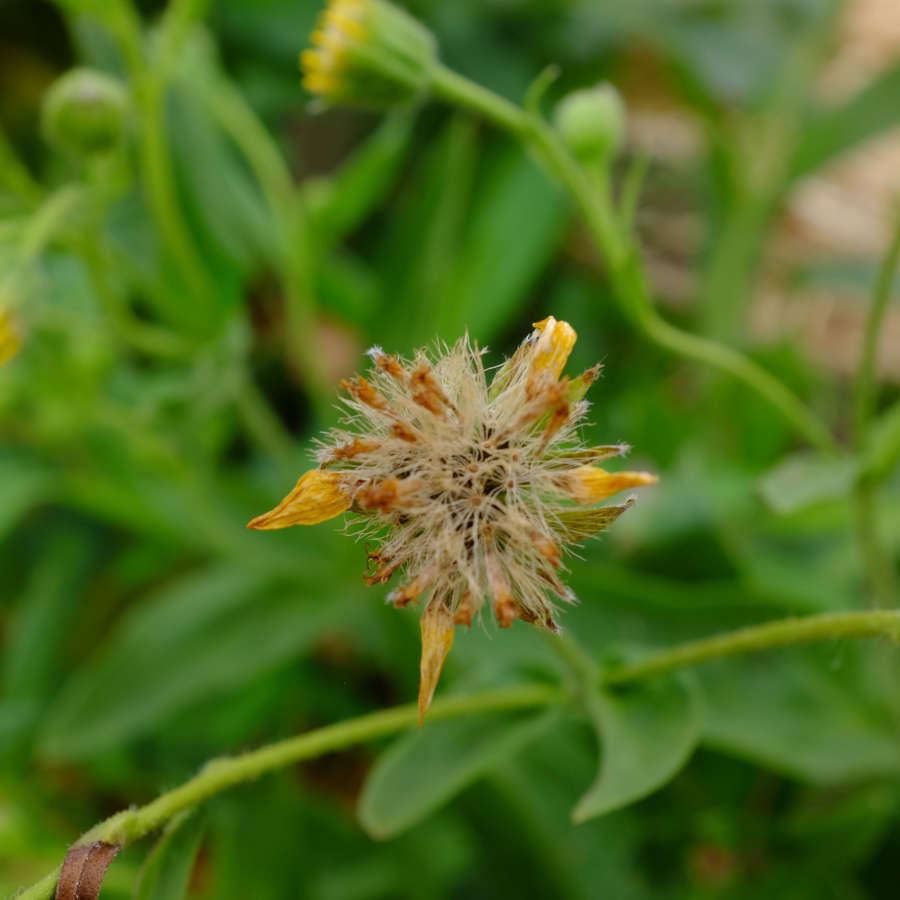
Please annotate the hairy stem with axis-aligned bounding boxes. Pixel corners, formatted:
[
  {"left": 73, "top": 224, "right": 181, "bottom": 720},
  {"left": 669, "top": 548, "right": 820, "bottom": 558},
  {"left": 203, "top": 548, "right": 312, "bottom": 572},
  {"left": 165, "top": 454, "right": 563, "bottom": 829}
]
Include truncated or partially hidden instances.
[
  {"left": 19, "top": 610, "right": 900, "bottom": 900},
  {"left": 16, "top": 685, "right": 561, "bottom": 900},
  {"left": 430, "top": 65, "right": 837, "bottom": 454},
  {"left": 602, "top": 610, "right": 900, "bottom": 685}
]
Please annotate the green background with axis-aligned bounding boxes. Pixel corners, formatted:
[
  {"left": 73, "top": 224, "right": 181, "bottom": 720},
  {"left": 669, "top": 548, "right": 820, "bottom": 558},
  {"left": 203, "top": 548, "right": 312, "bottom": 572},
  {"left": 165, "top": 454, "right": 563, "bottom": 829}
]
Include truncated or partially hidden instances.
[{"left": 2, "top": 1, "right": 900, "bottom": 897}]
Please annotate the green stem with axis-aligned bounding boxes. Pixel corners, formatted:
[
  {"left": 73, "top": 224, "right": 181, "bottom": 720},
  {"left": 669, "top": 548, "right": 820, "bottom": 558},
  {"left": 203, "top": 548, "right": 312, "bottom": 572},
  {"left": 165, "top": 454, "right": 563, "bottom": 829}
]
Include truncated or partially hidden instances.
[
  {"left": 203, "top": 75, "right": 331, "bottom": 417},
  {"left": 18, "top": 186, "right": 85, "bottom": 264},
  {"left": 16, "top": 685, "right": 561, "bottom": 900},
  {"left": 429, "top": 65, "right": 837, "bottom": 454},
  {"left": 18, "top": 609, "right": 900, "bottom": 900},
  {"left": 110, "top": 1, "right": 214, "bottom": 319},
  {"left": 853, "top": 204, "right": 900, "bottom": 607},
  {"left": 698, "top": 1, "right": 840, "bottom": 342},
  {"left": 81, "top": 234, "right": 197, "bottom": 358},
  {"left": 232, "top": 372, "right": 296, "bottom": 472},
  {"left": 854, "top": 203, "right": 900, "bottom": 441},
  {"left": 854, "top": 483, "right": 897, "bottom": 608},
  {"left": 601, "top": 609, "right": 900, "bottom": 685}
]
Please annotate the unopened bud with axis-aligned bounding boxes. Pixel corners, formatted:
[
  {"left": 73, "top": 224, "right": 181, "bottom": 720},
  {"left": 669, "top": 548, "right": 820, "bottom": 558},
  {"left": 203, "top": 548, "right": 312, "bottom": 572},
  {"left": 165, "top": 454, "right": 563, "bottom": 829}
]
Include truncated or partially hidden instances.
[
  {"left": 41, "top": 68, "right": 128, "bottom": 158},
  {"left": 554, "top": 83, "right": 625, "bottom": 165},
  {"left": 301, "top": 0, "right": 437, "bottom": 107}
]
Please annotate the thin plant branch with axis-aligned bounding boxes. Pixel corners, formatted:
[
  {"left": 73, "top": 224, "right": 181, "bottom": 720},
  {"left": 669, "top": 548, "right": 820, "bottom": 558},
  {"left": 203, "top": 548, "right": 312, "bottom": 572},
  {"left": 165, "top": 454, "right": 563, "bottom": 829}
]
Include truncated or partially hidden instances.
[
  {"left": 17, "top": 609, "right": 900, "bottom": 900},
  {"left": 429, "top": 64, "right": 838, "bottom": 455}
]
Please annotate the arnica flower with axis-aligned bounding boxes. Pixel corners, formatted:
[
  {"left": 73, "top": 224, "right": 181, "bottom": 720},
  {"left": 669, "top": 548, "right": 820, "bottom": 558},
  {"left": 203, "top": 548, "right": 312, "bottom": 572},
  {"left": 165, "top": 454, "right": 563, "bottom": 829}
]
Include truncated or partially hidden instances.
[
  {"left": 300, "top": 0, "right": 437, "bottom": 107},
  {"left": 249, "top": 318, "right": 656, "bottom": 722},
  {"left": 0, "top": 309, "right": 21, "bottom": 366}
]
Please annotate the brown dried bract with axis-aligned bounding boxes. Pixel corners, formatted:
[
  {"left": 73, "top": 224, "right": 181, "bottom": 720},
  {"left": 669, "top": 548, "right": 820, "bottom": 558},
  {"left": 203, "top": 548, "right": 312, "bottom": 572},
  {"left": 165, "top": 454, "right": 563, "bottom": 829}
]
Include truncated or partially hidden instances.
[
  {"left": 390, "top": 421, "right": 418, "bottom": 443},
  {"left": 341, "top": 375, "right": 389, "bottom": 412},
  {"left": 332, "top": 437, "right": 381, "bottom": 461},
  {"left": 373, "top": 352, "right": 407, "bottom": 380},
  {"left": 530, "top": 530, "right": 561, "bottom": 568},
  {"left": 454, "top": 592, "right": 474, "bottom": 626},
  {"left": 356, "top": 477, "right": 423, "bottom": 514},
  {"left": 55, "top": 841, "right": 121, "bottom": 900}
]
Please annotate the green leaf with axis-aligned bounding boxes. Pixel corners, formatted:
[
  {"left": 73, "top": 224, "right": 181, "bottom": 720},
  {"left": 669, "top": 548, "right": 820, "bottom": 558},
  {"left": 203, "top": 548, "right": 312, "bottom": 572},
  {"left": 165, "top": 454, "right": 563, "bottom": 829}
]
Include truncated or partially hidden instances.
[
  {"left": 861, "top": 399, "right": 900, "bottom": 483},
  {"left": 792, "top": 62, "right": 900, "bottom": 179},
  {"left": 573, "top": 674, "right": 700, "bottom": 822},
  {"left": 134, "top": 812, "right": 206, "bottom": 900},
  {"left": 435, "top": 147, "right": 569, "bottom": 342},
  {"left": 358, "top": 708, "right": 559, "bottom": 839},
  {"left": 375, "top": 115, "right": 479, "bottom": 346},
  {"left": 758, "top": 451, "right": 859, "bottom": 514},
  {"left": 0, "top": 452, "right": 51, "bottom": 542},
  {"left": 38, "top": 565, "right": 357, "bottom": 759},
  {"left": 2, "top": 529, "right": 95, "bottom": 754},
  {"left": 310, "top": 113, "right": 415, "bottom": 251},
  {"left": 701, "top": 649, "right": 900, "bottom": 782}
]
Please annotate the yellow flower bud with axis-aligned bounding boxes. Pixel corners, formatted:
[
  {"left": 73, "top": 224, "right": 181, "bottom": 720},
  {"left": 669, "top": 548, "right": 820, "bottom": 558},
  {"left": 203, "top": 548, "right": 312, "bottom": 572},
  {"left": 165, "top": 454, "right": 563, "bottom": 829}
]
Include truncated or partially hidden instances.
[{"left": 301, "top": 0, "right": 437, "bottom": 107}]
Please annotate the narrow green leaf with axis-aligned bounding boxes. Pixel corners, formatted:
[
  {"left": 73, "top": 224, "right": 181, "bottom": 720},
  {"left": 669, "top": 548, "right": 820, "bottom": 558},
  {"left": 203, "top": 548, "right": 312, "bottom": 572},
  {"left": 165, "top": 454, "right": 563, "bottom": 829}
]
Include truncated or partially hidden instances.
[
  {"left": 376, "top": 115, "right": 479, "bottom": 346},
  {"left": 134, "top": 812, "right": 206, "bottom": 900},
  {"left": 435, "top": 147, "right": 569, "bottom": 342},
  {"left": 701, "top": 651, "right": 900, "bottom": 782},
  {"left": 358, "top": 708, "right": 559, "bottom": 839},
  {"left": 791, "top": 62, "right": 900, "bottom": 179},
  {"left": 0, "top": 452, "right": 51, "bottom": 542},
  {"left": 758, "top": 451, "right": 858, "bottom": 514},
  {"left": 573, "top": 674, "right": 700, "bottom": 823},
  {"left": 312, "top": 113, "right": 415, "bottom": 250},
  {"left": 861, "top": 400, "right": 900, "bottom": 483},
  {"left": 38, "top": 566, "right": 356, "bottom": 759},
  {"left": 2, "top": 530, "right": 94, "bottom": 749}
]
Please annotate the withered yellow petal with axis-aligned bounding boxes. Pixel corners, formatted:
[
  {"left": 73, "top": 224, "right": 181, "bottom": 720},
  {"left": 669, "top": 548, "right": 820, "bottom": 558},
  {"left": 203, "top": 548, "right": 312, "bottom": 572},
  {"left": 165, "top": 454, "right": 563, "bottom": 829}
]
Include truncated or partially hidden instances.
[
  {"left": 563, "top": 466, "right": 658, "bottom": 504},
  {"left": 247, "top": 469, "right": 351, "bottom": 530},
  {"left": 530, "top": 316, "right": 577, "bottom": 381},
  {"left": 417, "top": 601, "right": 455, "bottom": 726}
]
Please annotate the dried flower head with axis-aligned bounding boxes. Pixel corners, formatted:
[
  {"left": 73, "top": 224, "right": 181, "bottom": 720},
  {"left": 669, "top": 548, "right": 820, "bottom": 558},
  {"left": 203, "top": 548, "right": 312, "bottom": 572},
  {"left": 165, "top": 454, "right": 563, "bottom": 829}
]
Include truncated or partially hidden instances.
[
  {"left": 249, "top": 318, "right": 656, "bottom": 721},
  {"left": 300, "top": 0, "right": 437, "bottom": 107}
]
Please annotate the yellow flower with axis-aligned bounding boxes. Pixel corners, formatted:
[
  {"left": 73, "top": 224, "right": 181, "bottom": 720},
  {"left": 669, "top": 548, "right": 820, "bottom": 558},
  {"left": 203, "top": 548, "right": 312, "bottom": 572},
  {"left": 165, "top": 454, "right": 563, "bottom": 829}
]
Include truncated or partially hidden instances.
[
  {"left": 300, "top": 0, "right": 437, "bottom": 107},
  {"left": 249, "top": 318, "right": 656, "bottom": 720},
  {"left": 0, "top": 310, "right": 21, "bottom": 366}
]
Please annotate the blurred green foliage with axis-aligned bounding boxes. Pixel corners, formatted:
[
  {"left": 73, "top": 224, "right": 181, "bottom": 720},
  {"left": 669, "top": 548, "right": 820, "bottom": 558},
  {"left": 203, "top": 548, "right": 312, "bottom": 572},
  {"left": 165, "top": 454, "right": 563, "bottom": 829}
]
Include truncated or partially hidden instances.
[{"left": 2, "top": 0, "right": 900, "bottom": 897}]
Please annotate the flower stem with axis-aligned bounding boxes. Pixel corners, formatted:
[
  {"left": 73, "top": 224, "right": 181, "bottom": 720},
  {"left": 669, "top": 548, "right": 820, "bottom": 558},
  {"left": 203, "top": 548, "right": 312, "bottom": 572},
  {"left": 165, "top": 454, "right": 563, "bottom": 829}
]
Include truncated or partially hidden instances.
[
  {"left": 15, "top": 685, "right": 561, "bottom": 900},
  {"left": 602, "top": 610, "right": 900, "bottom": 685},
  {"left": 19, "top": 609, "right": 900, "bottom": 899},
  {"left": 853, "top": 203, "right": 900, "bottom": 607},
  {"left": 854, "top": 202, "right": 900, "bottom": 441},
  {"left": 109, "top": 0, "right": 215, "bottom": 320},
  {"left": 430, "top": 64, "right": 837, "bottom": 454}
]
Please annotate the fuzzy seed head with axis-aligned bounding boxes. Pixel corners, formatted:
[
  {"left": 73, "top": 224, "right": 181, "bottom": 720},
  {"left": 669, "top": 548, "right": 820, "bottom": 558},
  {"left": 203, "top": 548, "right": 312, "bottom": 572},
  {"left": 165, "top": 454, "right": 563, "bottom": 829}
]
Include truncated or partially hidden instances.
[{"left": 249, "top": 318, "right": 657, "bottom": 720}]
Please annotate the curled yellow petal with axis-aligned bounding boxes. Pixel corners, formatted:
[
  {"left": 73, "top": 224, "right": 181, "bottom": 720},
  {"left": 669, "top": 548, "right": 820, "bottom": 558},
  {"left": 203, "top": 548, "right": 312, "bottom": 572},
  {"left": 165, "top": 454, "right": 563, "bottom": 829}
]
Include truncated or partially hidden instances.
[
  {"left": 417, "top": 600, "right": 455, "bottom": 726},
  {"left": 530, "top": 316, "right": 577, "bottom": 382},
  {"left": 563, "top": 466, "right": 658, "bottom": 504},
  {"left": 247, "top": 469, "right": 351, "bottom": 530}
]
